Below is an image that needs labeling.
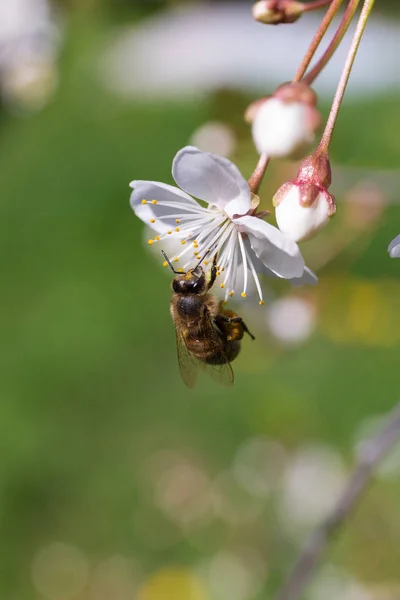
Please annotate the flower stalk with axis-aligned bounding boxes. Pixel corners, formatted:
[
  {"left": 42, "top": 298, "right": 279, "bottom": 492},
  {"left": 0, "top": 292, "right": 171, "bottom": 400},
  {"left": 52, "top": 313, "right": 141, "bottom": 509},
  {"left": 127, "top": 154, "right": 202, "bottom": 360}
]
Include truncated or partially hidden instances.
[
  {"left": 302, "top": 0, "right": 335, "bottom": 12},
  {"left": 318, "top": 0, "right": 375, "bottom": 153},
  {"left": 303, "top": 0, "right": 361, "bottom": 85},
  {"left": 248, "top": 153, "right": 270, "bottom": 195},
  {"left": 292, "top": 0, "right": 343, "bottom": 82}
]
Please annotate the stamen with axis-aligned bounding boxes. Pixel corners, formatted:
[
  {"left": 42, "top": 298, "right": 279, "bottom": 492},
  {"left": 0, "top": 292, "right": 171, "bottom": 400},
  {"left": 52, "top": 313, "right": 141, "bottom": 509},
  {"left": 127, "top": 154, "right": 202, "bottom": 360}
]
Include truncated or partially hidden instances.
[
  {"left": 178, "top": 268, "right": 184, "bottom": 273},
  {"left": 229, "top": 291, "right": 234, "bottom": 297},
  {"left": 176, "top": 219, "right": 180, "bottom": 224},
  {"left": 141, "top": 199, "right": 147, "bottom": 204},
  {"left": 175, "top": 227, "right": 180, "bottom": 232},
  {"left": 237, "top": 232, "right": 248, "bottom": 297},
  {"left": 168, "top": 230, "right": 172, "bottom": 235},
  {"left": 220, "top": 283, "right": 225, "bottom": 289},
  {"left": 150, "top": 219, "right": 155, "bottom": 223},
  {"left": 163, "top": 261, "right": 168, "bottom": 267},
  {"left": 173, "top": 257, "right": 179, "bottom": 262},
  {"left": 181, "top": 240, "right": 186, "bottom": 245},
  {"left": 246, "top": 245, "right": 264, "bottom": 304},
  {"left": 151, "top": 200, "right": 158, "bottom": 205},
  {"left": 148, "top": 239, "right": 154, "bottom": 245},
  {"left": 259, "top": 301, "right": 265, "bottom": 306},
  {"left": 155, "top": 236, "right": 160, "bottom": 241}
]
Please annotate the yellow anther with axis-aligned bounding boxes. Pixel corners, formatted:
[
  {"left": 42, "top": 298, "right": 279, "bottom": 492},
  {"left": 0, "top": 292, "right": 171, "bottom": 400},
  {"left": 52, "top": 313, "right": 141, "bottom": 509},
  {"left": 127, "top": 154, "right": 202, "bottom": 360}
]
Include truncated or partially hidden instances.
[
  {"left": 175, "top": 227, "right": 180, "bottom": 232},
  {"left": 163, "top": 261, "right": 168, "bottom": 267},
  {"left": 141, "top": 199, "right": 147, "bottom": 204},
  {"left": 173, "top": 257, "right": 179, "bottom": 262},
  {"left": 259, "top": 300, "right": 265, "bottom": 306},
  {"left": 229, "top": 291, "right": 234, "bottom": 297},
  {"left": 181, "top": 240, "right": 186, "bottom": 245},
  {"left": 150, "top": 218, "right": 155, "bottom": 223},
  {"left": 147, "top": 239, "right": 154, "bottom": 245},
  {"left": 167, "top": 230, "right": 172, "bottom": 235},
  {"left": 193, "top": 244, "right": 199, "bottom": 249},
  {"left": 204, "top": 260, "right": 209, "bottom": 265},
  {"left": 193, "top": 240, "right": 198, "bottom": 244},
  {"left": 197, "top": 256, "right": 202, "bottom": 261},
  {"left": 221, "top": 267, "right": 225, "bottom": 272},
  {"left": 155, "top": 236, "right": 160, "bottom": 241},
  {"left": 241, "top": 292, "right": 247, "bottom": 298},
  {"left": 175, "top": 219, "right": 180, "bottom": 224},
  {"left": 178, "top": 268, "right": 184, "bottom": 273},
  {"left": 220, "top": 283, "right": 225, "bottom": 289},
  {"left": 151, "top": 199, "right": 158, "bottom": 205},
  {"left": 194, "top": 251, "right": 198, "bottom": 256}
]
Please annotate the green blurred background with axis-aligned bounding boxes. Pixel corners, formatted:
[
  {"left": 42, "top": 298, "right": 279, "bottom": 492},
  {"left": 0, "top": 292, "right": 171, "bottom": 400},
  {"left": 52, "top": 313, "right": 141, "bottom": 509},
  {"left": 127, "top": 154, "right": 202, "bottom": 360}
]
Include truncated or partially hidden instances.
[{"left": 2, "top": 1, "right": 400, "bottom": 599}]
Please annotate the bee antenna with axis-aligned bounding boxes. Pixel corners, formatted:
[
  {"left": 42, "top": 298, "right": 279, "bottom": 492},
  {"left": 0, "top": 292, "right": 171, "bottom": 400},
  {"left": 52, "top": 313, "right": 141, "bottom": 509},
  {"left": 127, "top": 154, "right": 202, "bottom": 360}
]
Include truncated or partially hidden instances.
[
  {"left": 193, "top": 246, "right": 218, "bottom": 271},
  {"left": 192, "top": 248, "right": 212, "bottom": 270},
  {"left": 161, "top": 250, "right": 185, "bottom": 275}
]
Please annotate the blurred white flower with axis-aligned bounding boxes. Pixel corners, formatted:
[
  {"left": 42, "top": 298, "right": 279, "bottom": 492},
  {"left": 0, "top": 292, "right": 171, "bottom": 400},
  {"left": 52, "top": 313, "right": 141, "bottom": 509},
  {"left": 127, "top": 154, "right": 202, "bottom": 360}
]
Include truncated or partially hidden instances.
[
  {"left": 308, "top": 566, "right": 373, "bottom": 600},
  {"left": 267, "top": 296, "right": 316, "bottom": 344},
  {"left": 190, "top": 121, "right": 237, "bottom": 158},
  {"left": 278, "top": 445, "right": 347, "bottom": 531},
  {"left": 202, "top": 551, "right": 266, "bottom": 600},
  {"left": 130, "top": 146, "right": 316, "bottom": 303},
  {"left": 0, "top": 0, "right": 60, "bottom": 112},
  {"left": 388, "top": 234, "right": 400, "bottom": 258},
  {"left": 31, "top": 542, "right": 89, "bottom": 600}
]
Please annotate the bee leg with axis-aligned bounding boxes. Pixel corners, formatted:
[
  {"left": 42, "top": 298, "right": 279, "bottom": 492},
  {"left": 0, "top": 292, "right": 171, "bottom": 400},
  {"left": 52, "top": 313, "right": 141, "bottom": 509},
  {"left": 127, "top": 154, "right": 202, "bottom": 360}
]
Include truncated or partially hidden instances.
[
  {"left": 218, "top": 315, "right": 255, "bottom": 341},
  {"left": 206, "top": 253, "right": 218, "bottom": 291}
]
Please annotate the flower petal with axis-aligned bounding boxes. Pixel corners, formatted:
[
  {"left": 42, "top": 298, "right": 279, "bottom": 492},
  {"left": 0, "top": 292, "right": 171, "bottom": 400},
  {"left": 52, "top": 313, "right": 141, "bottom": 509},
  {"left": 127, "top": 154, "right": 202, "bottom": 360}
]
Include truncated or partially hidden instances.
[
  {"left": 234, "top": 215, "right": 305, "bottom": 278},
  {"left": 172, "top": 146, "right": 251, "bottom": 215},
  {"left": 388, "top": 234, "right": 400, "bottom": 258},
  {"left": 290, "top": 267, "right": 318, "bottom": 286},
  {"left": 130, "top": 180, "right": 205, "bottom": 234}
]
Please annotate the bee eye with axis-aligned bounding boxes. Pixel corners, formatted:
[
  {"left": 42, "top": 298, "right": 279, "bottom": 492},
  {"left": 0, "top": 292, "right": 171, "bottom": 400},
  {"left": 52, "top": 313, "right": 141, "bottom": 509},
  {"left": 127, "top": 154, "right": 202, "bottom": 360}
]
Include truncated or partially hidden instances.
[{"left": 173, "top": 279, "right": 187, "bottom": 293}]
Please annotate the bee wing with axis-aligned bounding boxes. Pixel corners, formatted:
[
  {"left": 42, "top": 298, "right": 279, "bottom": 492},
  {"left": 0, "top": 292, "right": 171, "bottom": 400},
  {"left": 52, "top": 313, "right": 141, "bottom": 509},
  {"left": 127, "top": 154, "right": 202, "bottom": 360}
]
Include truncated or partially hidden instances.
[
  {"left": 197, "top": 312, "right": 235, "bottom": 387},
  {"left": 175, "top": 327, "right": 199, "bottom": 389},
  {"left": 199, "top": 358, "right": 235, "bottom": 387}
]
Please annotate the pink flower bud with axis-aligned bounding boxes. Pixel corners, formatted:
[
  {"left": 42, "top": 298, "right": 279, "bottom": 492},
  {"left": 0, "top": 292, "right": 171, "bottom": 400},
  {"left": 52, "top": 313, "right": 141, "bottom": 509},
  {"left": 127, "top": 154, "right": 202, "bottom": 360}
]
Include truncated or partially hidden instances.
[
  {"left": 252, "top": 0, "right": 305, "bottom": 25},
  {"left": 249, "top": 83, "right": 321, "bottom": 159},
  {"left": 273, "top": 152, "right": 336, "bottom": 242}
]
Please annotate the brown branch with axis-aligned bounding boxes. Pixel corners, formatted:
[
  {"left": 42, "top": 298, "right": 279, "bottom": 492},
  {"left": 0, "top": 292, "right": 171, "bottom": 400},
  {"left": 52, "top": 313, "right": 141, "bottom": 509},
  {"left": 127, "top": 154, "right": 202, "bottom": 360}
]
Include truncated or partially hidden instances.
[{"left": 274, "top": 400, "right": 400, "bottom": 600}]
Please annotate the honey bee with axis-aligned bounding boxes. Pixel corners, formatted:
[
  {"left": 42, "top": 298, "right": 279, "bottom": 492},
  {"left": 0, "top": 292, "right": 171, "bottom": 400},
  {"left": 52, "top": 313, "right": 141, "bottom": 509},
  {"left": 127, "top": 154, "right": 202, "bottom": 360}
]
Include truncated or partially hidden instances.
[{"left": 162, "top": 250, "right": 255, "bottom": 388}]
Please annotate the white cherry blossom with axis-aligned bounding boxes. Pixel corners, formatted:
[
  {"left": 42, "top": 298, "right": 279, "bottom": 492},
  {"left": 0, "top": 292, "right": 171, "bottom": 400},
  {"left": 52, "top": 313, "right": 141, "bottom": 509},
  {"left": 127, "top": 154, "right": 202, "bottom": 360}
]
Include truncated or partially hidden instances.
[{"left": 130, "top": 146, "right": 316, "bottom": 304}]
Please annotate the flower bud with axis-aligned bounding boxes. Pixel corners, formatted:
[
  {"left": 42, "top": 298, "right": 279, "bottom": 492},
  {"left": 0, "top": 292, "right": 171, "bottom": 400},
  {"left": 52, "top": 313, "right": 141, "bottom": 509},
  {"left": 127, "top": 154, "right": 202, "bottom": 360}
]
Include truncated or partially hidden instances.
[
  {"left": 252, "top": 0, "right": 304, "bottom": 25},
  {"left": 273, "top": 152, "right": 336, "bottom": 242},
  {"left": 249, "top": 82, "right": 321, "bottom": 159}
]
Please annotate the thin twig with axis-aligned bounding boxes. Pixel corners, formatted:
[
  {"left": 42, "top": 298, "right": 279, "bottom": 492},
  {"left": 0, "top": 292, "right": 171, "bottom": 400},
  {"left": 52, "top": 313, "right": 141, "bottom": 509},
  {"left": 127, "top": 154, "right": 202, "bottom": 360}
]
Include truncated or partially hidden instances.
[{"left": 274, "top": 400, "right": 400, "bottom": 600}]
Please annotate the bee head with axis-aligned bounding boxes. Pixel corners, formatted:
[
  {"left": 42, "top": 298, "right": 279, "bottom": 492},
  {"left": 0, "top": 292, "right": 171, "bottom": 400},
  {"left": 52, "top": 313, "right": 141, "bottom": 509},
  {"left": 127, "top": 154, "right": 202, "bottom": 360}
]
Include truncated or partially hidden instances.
[{"left": 172, "top": 267, "right": 206, "bottom": 295}]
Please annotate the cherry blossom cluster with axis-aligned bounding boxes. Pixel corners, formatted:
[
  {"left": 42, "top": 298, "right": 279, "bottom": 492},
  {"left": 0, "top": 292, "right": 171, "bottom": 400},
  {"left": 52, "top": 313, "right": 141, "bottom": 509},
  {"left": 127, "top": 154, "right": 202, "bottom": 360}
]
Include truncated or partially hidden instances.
[{"left": 130, "top": 0, "right": 377, "bottom": 301}]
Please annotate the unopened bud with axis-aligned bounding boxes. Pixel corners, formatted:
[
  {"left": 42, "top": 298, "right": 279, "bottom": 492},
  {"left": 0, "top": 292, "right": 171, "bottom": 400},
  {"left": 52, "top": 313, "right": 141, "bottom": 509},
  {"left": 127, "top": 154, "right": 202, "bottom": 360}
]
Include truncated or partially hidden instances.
[
  {"left": 249, "top": 82, "right": 321, "bottom": 159},
  {"left": 252, "top": 0, "right": 305, "bottom": 24},
  {"left": 273, "top": 152, "right": 336, "bottom": 242}
]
